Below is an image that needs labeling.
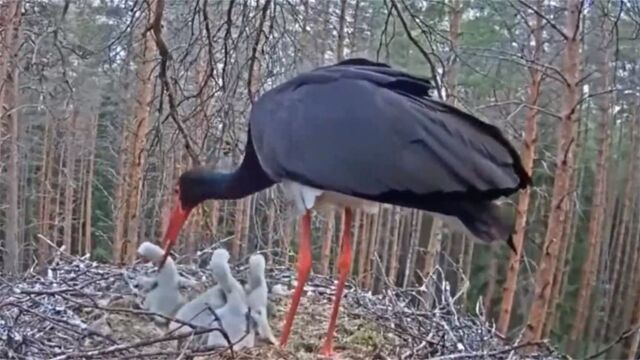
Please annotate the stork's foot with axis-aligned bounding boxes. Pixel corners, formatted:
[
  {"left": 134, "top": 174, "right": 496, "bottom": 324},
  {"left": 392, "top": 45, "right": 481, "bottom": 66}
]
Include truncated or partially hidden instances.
[
  {"left": 319, "top": 336, "right": 335, "bottom": 356},
  {"left": 318, "top": 346, "right": 344, "bottom": 360},
  {"left": 319, "top": 344, "right": 333, "bottom": 357}
]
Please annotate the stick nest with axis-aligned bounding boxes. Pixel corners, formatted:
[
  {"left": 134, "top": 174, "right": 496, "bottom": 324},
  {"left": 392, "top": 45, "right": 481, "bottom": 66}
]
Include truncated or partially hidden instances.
[{"left": 0, "top": 252, "right": 566, "bottom": 359}]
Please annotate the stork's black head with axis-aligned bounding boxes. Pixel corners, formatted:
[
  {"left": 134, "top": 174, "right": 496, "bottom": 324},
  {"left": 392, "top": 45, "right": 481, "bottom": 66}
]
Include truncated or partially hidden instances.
[
  {"left": 176, "top": 167, "right": 213, "bottom": 210},
  {"left": 158, "top": 166, "right": 244, "bottom": 268}
]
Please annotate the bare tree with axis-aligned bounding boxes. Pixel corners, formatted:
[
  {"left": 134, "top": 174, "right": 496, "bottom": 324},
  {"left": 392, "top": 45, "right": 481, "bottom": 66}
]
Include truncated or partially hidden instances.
[
  {"left": 567, "top": 4, "right": 613, "bottom": 352},
  {"left": 0, "top": 0, "right": 22, "bottom": 273},
  {"left": 522, "top": 0, "right": 582, "bottom": 343},
  {"left": 112, "top": 0, "right": 158, "bottom": 264}
]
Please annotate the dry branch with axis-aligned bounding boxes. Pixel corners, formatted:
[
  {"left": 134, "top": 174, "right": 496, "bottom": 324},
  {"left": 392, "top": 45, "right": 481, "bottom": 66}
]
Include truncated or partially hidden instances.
[{"left": 149, "top": 0, "right": 201, "bottom": 165}]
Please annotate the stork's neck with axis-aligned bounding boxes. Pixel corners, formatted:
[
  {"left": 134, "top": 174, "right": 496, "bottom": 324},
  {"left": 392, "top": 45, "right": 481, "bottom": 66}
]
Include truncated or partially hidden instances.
[
  {"left": 182, "top": 135, "right": 275, "bottom": 204},
  {"left": 199, "top": 168, "right": 264, "bottom": 200}
]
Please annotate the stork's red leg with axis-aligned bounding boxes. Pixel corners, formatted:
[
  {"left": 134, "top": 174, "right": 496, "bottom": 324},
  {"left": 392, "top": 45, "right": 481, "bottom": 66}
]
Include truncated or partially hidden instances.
[
  {"left": 279, "top": 210, "right": 312, "bottom": 347},
  {"left": 319, "top": 207, "right": 352, "bottom": 356}
]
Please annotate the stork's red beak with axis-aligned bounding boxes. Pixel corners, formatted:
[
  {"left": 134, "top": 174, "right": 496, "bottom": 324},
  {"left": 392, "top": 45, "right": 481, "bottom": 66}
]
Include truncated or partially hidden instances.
[{"left": 158, "top": 202, "right": 193, "bottom": 269}]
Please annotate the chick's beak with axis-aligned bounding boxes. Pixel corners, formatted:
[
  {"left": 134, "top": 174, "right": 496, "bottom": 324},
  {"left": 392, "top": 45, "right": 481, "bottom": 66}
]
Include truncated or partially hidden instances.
[{"left": 158, "top": 194, "right": 193, "bottom": 269}]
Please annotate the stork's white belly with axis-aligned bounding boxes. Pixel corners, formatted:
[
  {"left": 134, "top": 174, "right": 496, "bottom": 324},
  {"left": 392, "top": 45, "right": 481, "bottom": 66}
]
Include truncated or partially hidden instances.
[
  {"left": 280, "top": 180, "right": 380, "bottom": 216},
  {"left": 279, "top": 181, "right": 489, "bottom": 244}
]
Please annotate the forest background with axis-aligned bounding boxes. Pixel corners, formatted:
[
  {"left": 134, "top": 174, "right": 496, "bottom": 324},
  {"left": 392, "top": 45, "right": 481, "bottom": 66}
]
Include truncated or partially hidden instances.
[{"left": 1, "top": 0, "right": 639, "bottom": 358}]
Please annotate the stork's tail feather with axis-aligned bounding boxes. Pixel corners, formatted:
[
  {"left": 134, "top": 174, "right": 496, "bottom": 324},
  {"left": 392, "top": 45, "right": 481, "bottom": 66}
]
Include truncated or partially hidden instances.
[{"left": 434, "top": 200, "right": 516, "bottom": 248}]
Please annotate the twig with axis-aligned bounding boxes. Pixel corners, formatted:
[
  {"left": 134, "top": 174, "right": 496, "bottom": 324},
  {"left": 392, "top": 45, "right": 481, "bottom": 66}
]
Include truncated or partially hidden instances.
[
  {"left": 387, "top": 0, "right": 443, "bottom": 99},
  {"left": 2, "top": 302, "right": 117, "bottom": 345},
  {"left": 48, "top": 326, "right": 231, "bottom": 360},
  {"left": 428, "top": 341, "right": 548, "bottom": 360},
  {"left": 584, "top": 325, "right": 640, "bottom": 360},
  {"left": 247, "top": 0, "right": 272, "bottom": 104},
  {"left": 517, "top": 0, "right": 568, "bottom": 40},
  {"left": 148, "top": 0, "right": 201, "bottom": 165}
]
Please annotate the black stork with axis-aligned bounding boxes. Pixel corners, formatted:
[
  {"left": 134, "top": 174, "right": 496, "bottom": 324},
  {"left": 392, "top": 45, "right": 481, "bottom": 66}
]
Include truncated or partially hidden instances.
[{"left": 158, "top": 58, "right": 530, "bottom": 357}]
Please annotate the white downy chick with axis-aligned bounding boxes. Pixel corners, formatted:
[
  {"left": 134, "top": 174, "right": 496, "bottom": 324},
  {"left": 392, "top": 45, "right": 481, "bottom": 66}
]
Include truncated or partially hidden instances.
[
  {"left": 168, "top": 252, "right": 229, "bottom": 346},
  {"left": 245, "top": 254, "right": 277, "bottom": 345},
  {"left": 206, "top": 249, "right": 255, "bottom": 350},
  {"left": 136, "top": 242, "right": 184, "bottom": 324}
]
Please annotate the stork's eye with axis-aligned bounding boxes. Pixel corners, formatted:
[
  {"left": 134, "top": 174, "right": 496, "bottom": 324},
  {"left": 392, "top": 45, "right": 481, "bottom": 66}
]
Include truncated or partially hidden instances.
[{"left": 173, "top": 186, "right": 179, "bottom": 195}]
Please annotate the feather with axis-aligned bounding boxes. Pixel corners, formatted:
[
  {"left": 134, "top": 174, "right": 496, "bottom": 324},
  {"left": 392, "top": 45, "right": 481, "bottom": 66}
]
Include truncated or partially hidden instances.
[{"left": 249, "top": 60, "right": 529, "bottom": 243}]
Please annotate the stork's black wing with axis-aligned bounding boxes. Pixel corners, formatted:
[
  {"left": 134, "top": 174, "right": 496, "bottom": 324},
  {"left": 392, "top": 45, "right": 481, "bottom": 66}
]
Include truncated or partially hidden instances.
[{"left": 249, "top": 60, "right": 530, "bottom": 243}]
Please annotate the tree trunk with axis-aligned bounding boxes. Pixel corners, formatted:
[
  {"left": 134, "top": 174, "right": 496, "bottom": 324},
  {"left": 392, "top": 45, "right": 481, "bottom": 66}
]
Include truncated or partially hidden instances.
[
  {"left": 379, "top": 208, "right": 394, "bottom": 283},
  {"left": 76, "top": 154, "right": 87, "bottom": 255},
  {"left": 402, "top": 210, "right": 422, "bottom": 289},
  {"left": 397, "top": 214, "right": 412, "bottom": 287},
  {"left": 62, "top": 109, "right": 78, "bottom": 254},
  {"left": 265, "top": 191, "right": 276, "bottom": 264},
  {"left": 336, "top": 0, "right": 348, "bottom": 61},
  {"left": 567, "top": 10, "right": 612, "bottom": 351},
  {"left": 429, "top": 0, "right": 462, "bottom": 279},
  {"left": 347, "top": 209, "right": 362, "bottom": 276},
  {"left": 357, "top": 214, "right": 371, "bottom": 285},
  {"left": 596, "top": 117, "right": 628, "bottom": 347},
  {"left": 111, "top": 126, "right": 129, "bottom": 263},
  {"left": 374, "top": 207, "right": 392, "bottom": 293},
  {"left": 624, "top": 287, "right": 640, "bottom": 359},
  {"left": 18, "top": 120, "right": 30, "bottom": 270},
  {"left": 484, "top": 250, "right": 498, "bottom": 317},
  {"left": 461, "top": 236, "right": 474, "bottom": 306},
  {"left": 230, "top": 0, "right": 272, "bottom": 261},
  {"left": 157, "top": 151, "right": 175, "bottom": 242},
  {"left": 83, "top": 115, "right": 98, "bottom": 256},
  {"left": 282, "top": 217, "right": 293, "bottom": 266},
  {"left": 366, "top": 207, "right": 383, "bottom": 289},
  {"left": 522, "top": 0, "right": 581, "bottom": 343},
  {"left": 320, "top": 212, "right": 335, "bottom": 275},
  {"left": 242, "top": 195, "right": 253, "bottom": 256},
  {"left": 622, "top": 191, "right": 640, "bottom": 359},
  {"left": 1, "top": 0, "right": 22, "bottom": 273},
  {"left": 604, "top": 119, "right": 639, "bottom": 347},
  {"left": 388, "top": 212, "right": 403, "bottom": 286},
  {"left": 350, "top": 0, "right": 361, "bottom": 53},
  {"left": 37, "top": 116, "right": 53, "bottom": 266},
  {"left": 231, "top": 200, "right": 244, "bottom": 260},
  {"left": 422, "top": 217, "right": 443, "bottom": 279},
  {"left": 622, "top": 190, "right": 640, "bottom": 353},
  {"left": 590, "top": 123, "right": 624, "bottom": 348},
  {"left": 497, "top": 0, "right": 543, "bottom": 335},
  {"left": 315, "top": 0, "right": 332, "bottom": 67},
  {"left": 609, "top": 145, "right": 640, "bottom": 357},
  {"left": 54, "top": 144, "right": 66, "bottom": 248},
  {"left": 546, "top": 116, "right": 586, "bottom": 338},
  {"left": 544, "top": 198, "right": 574, "bottom": 338},
  {"left": 445, "top": 0, "right": 461, "bottom": 101},
  {"left": 448, "top": 230, "right": 465, "bottom": 293},
  {"left": 295, "top": 0, "right": 310, "bottom": 70},
  {"left": 118, "top": 0, "right": 158, "bottom": 264},
  {"left": 210, "top": 200, "right": 220, "bottom": 238}
]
